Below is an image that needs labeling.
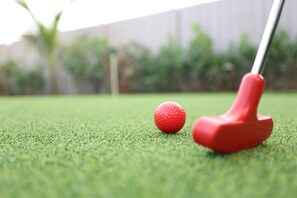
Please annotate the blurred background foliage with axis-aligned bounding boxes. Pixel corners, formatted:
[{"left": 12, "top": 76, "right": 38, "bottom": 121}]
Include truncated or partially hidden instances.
[
  {"left": 1, "top": 22, "right": 296, "bottom": 95},
  {"left": 0, "top": 59, "right": 45, "bottom": 95},
  {"left": 117, "top": 41, "right": 154, "bottom": 92},
  {"left": 61, "top": 36, "right": 109, "bottom": 94}
]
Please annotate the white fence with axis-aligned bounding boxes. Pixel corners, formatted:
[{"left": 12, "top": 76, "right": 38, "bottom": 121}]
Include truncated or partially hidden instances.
[
  {"left": 60, "top": 0, "right": 296, "bottom": 52},
  {"left": 0, "top": 0, "right": 296, "bottom": 94}
]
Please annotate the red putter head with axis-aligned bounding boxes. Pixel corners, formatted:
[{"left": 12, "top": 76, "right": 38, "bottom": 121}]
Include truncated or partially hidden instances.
[
  {"left": 192, "top": 0, "right": 285, "bottom": 153},
  {"left": 192, "top": 73, "right": 273, "bottom": 153}
]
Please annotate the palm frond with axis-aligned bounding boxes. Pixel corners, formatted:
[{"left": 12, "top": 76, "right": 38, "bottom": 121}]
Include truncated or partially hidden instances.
[
  {"left": 15, "top": 0, "right": 29, "bottom": 10},
  {"left": 15, "top": 0, "right": 42, "bottom": 27}
]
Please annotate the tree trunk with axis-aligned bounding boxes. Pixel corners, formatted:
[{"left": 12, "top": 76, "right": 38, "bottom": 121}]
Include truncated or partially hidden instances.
[{"left": 48, "top": 50, "right": 59, "bottom": 95}]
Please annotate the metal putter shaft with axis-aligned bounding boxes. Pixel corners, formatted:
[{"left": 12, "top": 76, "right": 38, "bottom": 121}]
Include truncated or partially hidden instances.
[
  {"left": 192, "top": 0, "right": 286, "bottom": 153},
  {"left": 252, "top": 0, "right": 286, "bottom": 74}
]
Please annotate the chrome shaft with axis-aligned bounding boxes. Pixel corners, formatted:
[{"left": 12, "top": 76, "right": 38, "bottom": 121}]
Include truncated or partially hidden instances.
[{"left": 251, "top": 0, "right": 286, "bottom": 74}]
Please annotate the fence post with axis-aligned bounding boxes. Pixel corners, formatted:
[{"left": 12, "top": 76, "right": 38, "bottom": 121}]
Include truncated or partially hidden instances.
[{"left": 109, "top": 47, "right": 119, "bottom": 96}]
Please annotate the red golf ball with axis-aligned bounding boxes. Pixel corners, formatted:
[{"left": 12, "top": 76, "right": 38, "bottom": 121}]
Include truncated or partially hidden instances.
[{"left": 154, "top": 101, "right": 186, "bottom": 134}]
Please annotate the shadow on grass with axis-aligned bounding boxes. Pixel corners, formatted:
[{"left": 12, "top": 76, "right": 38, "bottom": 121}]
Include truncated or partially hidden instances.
[
  {"left": 204, "top": 142, "right": 274, "bottom": 158},
  {"left": 155, "top": 128, "right": 191, "bottom": 139},
  {"left": 158, "top": 132, "right": 185, "bottom": 137}
]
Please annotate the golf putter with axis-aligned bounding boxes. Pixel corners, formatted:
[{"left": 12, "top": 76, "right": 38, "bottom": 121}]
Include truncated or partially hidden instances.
[{"left": 192, "top": 0, "right": 286, "bottom": 153}]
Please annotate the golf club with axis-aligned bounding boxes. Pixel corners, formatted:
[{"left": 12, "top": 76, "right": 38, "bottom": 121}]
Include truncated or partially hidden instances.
[{"left": 192, "top": 0, "right": 286, "bottom": 153}]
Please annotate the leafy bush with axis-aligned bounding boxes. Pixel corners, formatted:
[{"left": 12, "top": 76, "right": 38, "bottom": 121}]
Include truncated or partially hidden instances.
[
  {"left": 0, "top": 60, "right": 20, "bottom": 95},
  {"left": 0, "top": 59, "right": 45, "bottom": 95},
  {"left": 61, "top": 36, "right": 109, "bottom": 93},
  {"left": 56, "top": 25, "right": 297, "bottom": 93},
  {"left": 117, "top": 41, "right": 154, "bottom": 92},
  {"left": 265, "top": 29, "right": 295, "bottom": 89},
  {"left": 154, "top": 35, "right": 186, "bottom": 92},
  {"left": 16, "top": 65, "right": 45, "bottom": 95},
  {"left": 283, "top": 38, "right": 297, "bottom": 89},
  {"left": 187, "top": 22, "right": 219, "bottom": 90},
  {"left": 221, "top": 30, "right": 297, "bottom": 90},
  {"left": 223, "top": 33, "right": 257, "bottom": 90}
]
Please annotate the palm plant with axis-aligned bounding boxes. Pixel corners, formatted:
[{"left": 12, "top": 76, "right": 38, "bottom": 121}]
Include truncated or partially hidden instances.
[{"left": 15, "top": 0, "right": 73, "bottom": 94}]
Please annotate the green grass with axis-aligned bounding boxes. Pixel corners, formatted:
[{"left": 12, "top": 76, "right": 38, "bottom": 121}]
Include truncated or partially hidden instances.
[{"left": 0, "top": 93, "right": 296, "bottom": 198}]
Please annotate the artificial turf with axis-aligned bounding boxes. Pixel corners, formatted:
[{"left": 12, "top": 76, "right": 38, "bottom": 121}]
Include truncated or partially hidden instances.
[{"left": 0, "top": 93, "right": 296, "bottom": 198}]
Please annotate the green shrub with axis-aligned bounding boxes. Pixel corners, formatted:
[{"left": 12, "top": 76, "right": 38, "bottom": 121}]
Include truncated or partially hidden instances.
[
  {"left": 116, "top": 41, "right": 154, "bottom": 92},
  {"left": 59, "top": 26, "right": 297, "bottom": 93},
  {"left": 223, "top": 33, "right": 257, "bottom": 90},
  {"left": 16, "top": 65, "right": 45, "bottom": 95},
  {"left": 154, "top": 35, "right": 186, "bottom": 92},
  {"left": 0, "top": 59, "right": 20, "bottom": 95},
  {"left": 187, "top": 22, "right": 218, "bottom": 90},
  {"left": 0, "top": 59, "right": 45, "bottom": 95},
  {"left": 283, "top": 38, "right": 297, "bottom": 89},
  {"left": 61, "top": 36, "right": 109, "bottom": 93},
  {"left": 265, "top": 29, "right": 295, "bottom": 89}
]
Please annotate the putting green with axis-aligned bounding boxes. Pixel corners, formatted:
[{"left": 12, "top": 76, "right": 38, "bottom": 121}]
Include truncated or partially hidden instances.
[{"left": 0, "top": 93, "right": 296, "bottom": 197}]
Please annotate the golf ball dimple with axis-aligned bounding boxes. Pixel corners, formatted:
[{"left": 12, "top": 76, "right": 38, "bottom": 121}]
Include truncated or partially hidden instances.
[{"left": 154, "top": 101, "right": 186, "bottom": 134}]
